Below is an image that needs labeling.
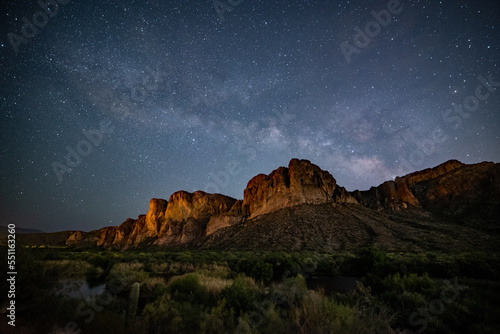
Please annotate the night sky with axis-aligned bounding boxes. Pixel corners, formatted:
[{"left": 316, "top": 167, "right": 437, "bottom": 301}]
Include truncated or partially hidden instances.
[{"left": 1, "top": 0, "right": 499, "bottom": 232}]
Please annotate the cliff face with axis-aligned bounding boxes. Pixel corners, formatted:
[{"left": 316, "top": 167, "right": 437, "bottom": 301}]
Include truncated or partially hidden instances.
[
  {"left": 409, "top": 161, "right": 500, "bottom": 218},
  {"left": 352, "top": 177, "right": 419, "bottom": 210},
  {"left": 73, "top": 192, "right": 241, "bottom": 248},
  {"left": 155, "top": 191, "right": 239, "bottom": 245},
  {"left": 73, "top": 199, "right": 169, "bottom": 249},
  {"left": 243, "top": 159, "right": 356, "bottom": 218},
  {"left": 352, "top": 159, "right": 500, "bottom": 217},
  {"left": 55, "top": 158, "right": 500, "bottom": 250},
  {"left": 404, "top": 159, "right": 464, "bottom": 186}
]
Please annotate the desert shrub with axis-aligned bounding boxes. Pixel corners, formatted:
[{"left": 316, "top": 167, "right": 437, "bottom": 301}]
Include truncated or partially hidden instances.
[
  {"left": 143, "top": 294, "right": 183, "bottom": 333},
  {"left": 44, "top": 259, "right": 97, "bottom": 278},
  {"left": 257, "top": 303, "right": 290, "bottom": 334},
  {"left": 285, "top": 286, "right": 393, "bottom": 334},
  {"left": 165, "top": 261, "right": 196, "bottom": 275},
  {"left": 221, "top": 275, "right": 258, "bottom": 313},
  {"left": 251, "top": 261, "right": 273, "bottom": 283},
  {"left": 382, "top": 272, "right": 434, "bottom": 293},
  {"left": 196, "top": 263, "right": 231, "bottom": 278},
  {"left": 88, "top": 253, "right": 113, "bottom": 270},
  {"left": 168, "top": 273, "right": 210, "bottom": 306},
  {"left": 307, "top": 292, "right": 356, "bottom": 333},
  {"left": 277, "top": 274, "right": 308, "bottom": 307},
  {"left": 200, "top": 300, "right": 236, "bottom": 334},
  {"left": 197, "top": 275, "right": 232, "bottom": 299},
  {"left": 316, "top": 254, "right": 338, "bottom": 274},
  {"left": 143, "top": 292, "right": 207, "bottom": 333},
  {"left": 151, "top": 261, "right": 169, "bottom": 274},
  {"left": 108, "top": 262, "right": 149, "bottom": 286},
  {"left": 357, "top": 247, "right": 391, "bottom": 275},
  {"left": 141, "top": 276, "right": 167, "bottom": 294}
]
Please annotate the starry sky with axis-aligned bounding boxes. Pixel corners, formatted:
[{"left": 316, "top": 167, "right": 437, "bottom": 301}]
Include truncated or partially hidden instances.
[{"left": 1, "top": 0, "right": 499, "bottom": 232}]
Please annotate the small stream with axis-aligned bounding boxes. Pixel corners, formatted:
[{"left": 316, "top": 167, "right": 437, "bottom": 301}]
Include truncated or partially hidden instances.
[
  {"left": 55, "top": 273, "right": 361, "bottom": 300},
  {"left": 307, "top": 275, "right": 361, "bottom": 294},
  {"left": 56, "top": 276, "right": 107, "bottom": 299}
]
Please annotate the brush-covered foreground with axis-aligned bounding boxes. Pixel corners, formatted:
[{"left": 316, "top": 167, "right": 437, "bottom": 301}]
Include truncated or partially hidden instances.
[{"left": 1, "top": 246, "right": 499, "bottom": 334}]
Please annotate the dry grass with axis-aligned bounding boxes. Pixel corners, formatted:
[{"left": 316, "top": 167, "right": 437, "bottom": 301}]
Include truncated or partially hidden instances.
[
  {"left": 109, "top": 262, "right": 149, "bottom": 285},
  {"left": 151, "top": 262, "right": 230, "bottom": 276},
  {"left": 197, "top": 263, "right": 231, "bottom": 278},
  {"left": 112, "top": 262, "right": 144, "bottom": 272},
  {"left": 44, "top": 259, "right": 98, "bottom": 277},
  {"left": 167, "top": 271, "right": 233, "bottom": 298},
  {"left": 142, "top": 276, "right": 167, "bottom": 292},
  {"left": 198, "top": 275, "right": 232, "bottom": 297}
]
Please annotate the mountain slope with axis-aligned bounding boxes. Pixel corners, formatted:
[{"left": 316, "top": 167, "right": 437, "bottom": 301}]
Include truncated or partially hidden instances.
[{"left": 19, "top": 159, "right": 500, "bottom": 251}]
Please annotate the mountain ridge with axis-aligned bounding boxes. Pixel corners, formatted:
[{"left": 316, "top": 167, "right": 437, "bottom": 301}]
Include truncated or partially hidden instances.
[{"left": 19, "top": 158, "right": 500, "bottom": 251}]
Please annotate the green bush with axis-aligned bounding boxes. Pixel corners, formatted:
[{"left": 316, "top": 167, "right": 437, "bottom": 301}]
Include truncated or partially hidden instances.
[
  {"left": 200, "top": 300, "right": 236, "bottom": 334},
  {"left": 221, "top": 275, "right": 258, "bottom": 313},
  {"left": 143, "top": 294, "right": 182, "bottom": 333},
  {"left": 251, "top": 261, "right": 273, "bottom": 283},
  {"left": 168, "top": 273, "right": 210, "bottom": 306}
]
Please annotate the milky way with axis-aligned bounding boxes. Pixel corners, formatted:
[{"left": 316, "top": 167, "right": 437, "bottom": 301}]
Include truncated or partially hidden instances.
[{"left": 1, "top": 0, "right": 499, "bottom": 232}]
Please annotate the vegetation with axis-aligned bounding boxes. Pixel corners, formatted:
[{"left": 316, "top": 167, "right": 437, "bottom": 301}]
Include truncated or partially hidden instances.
[{"left": 1, "top": 245, "right": 499, "bottom": 333}]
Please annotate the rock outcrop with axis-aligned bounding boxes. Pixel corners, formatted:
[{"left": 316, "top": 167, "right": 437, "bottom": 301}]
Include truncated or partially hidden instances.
[
  {"left": 155, "top": 191, "right": 239, "bottom": 245},
  {"left": 404, "top": 159, "right": 464, "bottom": 186},
  {"left": 351, "top": 159, "right": 500, "bottom": 216},
  {"left": 23, "top": 158, "right": 497, "bottom": 250},
  {"left": 243, "top": 159, "right": 356, "bottom": 218},
  {"left": 352, "top": 178, "right": 420, "bottom": 210},
  {"left": 409, "top": 161, "right": 500, "bottom": 218}
]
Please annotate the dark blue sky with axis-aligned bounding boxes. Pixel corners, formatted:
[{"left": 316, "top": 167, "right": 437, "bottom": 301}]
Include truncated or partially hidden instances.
[{"left": 1, "top": 0, "right": 499, "bottom": 232}]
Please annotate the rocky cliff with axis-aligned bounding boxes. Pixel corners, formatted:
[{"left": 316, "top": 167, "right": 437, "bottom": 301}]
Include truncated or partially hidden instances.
[
  {"left": 352, "top": 159, "right": 500, "bottom": 219},
  {"left": 242, "top": 159, "right": 356, "bottom": 218},
  {"left": 25, "top": 158, "right": 500, "bottom": 250},
  {"left": 155, "top": 190, "right": 239, "bottom": 245}
]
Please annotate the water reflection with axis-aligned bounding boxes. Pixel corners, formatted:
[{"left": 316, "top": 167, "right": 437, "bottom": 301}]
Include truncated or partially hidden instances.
[
  {"left": 307, "top": 275, "right": 361, "bottom": 294},
  {"left": 57, "top": 279, "right": 106, "bottom": 299}
]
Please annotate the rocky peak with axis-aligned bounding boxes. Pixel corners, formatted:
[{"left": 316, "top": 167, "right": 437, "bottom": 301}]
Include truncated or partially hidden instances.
[
  {"left": 164, "top": 190, "right": 237, "bottom": 222},
  {"left": 154, "top": 190, "right": 239, "bottom": 244},
  {"left": 57, "top": 158, "right": 500, "bottom": 250},
  {"left": 243, "top": 159, "right": 356, "bottom": 218},
  {"left": 352, "top": 178, "right": 420, "bottom": 210},
  {"left": 403, "top": 159, "right": 464, "bottom": 186},
  {"left": 351, "top": 159, "right": 494, "bottom": 212},
  {"left": 145, "top": 198, "right": 168, "bottom": 233},
  {"left": 408, "top": 161, "right": 500, "bottom": 217}
]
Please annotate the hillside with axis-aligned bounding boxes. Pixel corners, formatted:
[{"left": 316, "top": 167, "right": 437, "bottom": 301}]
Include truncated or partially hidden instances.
[{"left": 19, "top": 159, "right": 500, "bottom": 251}]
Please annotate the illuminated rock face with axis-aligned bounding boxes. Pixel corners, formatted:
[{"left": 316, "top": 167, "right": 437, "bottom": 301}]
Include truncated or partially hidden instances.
[
  {"left": 242, "top": 159, "right": 356, "bottom": 218},
  {"left": 352, "top": 159, "right": 500, "bottom": 214},
  {"left": 156, "top": 191, "right": 239, "bottom": 245},
  {"left": 59, "top": 158, "right": 500, "bottom": 249}
]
